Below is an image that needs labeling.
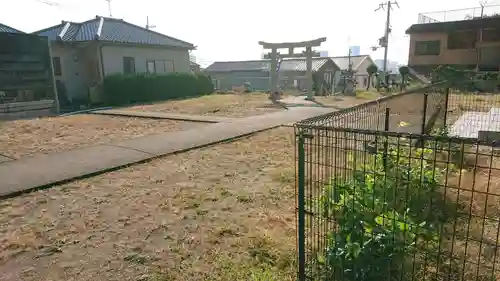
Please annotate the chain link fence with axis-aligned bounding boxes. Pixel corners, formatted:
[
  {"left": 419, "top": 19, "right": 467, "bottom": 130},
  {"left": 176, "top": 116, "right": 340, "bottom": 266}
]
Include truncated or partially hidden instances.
[{"left": 294, "top": 82, "right": 500, "bottom": 281}]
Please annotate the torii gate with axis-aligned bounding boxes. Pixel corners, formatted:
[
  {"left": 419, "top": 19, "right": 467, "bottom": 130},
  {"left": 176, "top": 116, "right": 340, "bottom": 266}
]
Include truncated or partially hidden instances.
[{"left": 259, "top": 37, "right": 326, "bottom": 100}]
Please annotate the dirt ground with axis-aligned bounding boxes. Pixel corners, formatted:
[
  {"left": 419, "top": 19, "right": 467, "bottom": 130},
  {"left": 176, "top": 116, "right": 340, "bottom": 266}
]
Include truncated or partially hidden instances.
[
  {"left": 127, "top": 93, "right": 285, "bottom": 118},
  {"left": 314, "top": 91, "right": 382, "bottom": 108},
  {"left": 126, "top": 91, "right": 384, "bottom": 119},
  {"left": 0, "top": 114, "right": 202, "bottom": 159},
  {"left": 0, "top": 127, "right": 297, "bottom": 281}
]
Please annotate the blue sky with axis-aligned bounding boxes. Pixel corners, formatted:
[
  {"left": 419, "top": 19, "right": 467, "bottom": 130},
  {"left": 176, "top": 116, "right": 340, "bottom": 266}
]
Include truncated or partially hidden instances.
[{"left": 3, "top": 0, "right": 500, "bottom": 67}]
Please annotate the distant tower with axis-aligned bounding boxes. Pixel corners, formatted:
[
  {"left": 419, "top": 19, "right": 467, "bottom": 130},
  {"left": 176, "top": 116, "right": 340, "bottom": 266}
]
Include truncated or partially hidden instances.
[
  {"left": 349, "top": 46, "right": 361, "bottom": 56},
  {"left": 318, "top": 50, "right": 329, "bottom": 57}
]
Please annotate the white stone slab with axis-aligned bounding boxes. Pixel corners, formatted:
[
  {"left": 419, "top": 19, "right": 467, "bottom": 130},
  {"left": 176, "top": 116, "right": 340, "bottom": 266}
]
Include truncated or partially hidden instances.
[{"left": 450, "top": 111, "right": 489, "bottom": 138}]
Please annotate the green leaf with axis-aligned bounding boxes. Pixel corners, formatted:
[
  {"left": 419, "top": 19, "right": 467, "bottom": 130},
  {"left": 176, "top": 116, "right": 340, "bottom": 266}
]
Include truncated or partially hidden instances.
[
  {"left": 350, "top": 242, "right": 362, "bottom": 258},
  {"left": 363, "top": 223, "right": 373, "bottom": 234},
  {"left": 398, "top": 222, "right": 409, "bottom": 231},
  {"left": 317, "top": 253, "right": 325, "bottom": 264}
]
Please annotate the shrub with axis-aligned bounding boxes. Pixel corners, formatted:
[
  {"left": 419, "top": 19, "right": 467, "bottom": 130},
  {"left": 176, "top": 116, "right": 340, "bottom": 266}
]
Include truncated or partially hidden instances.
[
  {"left": 309, "top": 141, "right": 444, "bottom": 281},
  {"left": 102, "top": 72, "right": 214, "bottom": 106},
  {"left": 195, "top": 72, "right": 214, "bottom": 94}
]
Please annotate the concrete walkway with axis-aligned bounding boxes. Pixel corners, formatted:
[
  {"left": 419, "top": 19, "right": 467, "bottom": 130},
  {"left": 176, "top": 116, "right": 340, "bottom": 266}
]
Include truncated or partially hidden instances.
[
  {"left": 0, "top": 107, "right": 334, "bottom": 197},
  {"left": 91, "top": 109, "right": 235, "bottom": 123}
]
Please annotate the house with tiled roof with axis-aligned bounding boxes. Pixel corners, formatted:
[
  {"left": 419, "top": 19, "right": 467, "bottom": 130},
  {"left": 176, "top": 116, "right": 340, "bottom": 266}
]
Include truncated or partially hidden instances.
[
  {"left": 32, "top": 16, "right": 194, "bottom": 104},
  {"left": 205, "top": 58, "right": 340, "bottom": 92},
  {"left": 0, "top": 23, "right": 24, "bottom": 34},
  {"left": 205, "top": 55, "right": 377, "bottom": 92},
  {"left": 330, "top": 55, "right": 376, "bottom": 89}
]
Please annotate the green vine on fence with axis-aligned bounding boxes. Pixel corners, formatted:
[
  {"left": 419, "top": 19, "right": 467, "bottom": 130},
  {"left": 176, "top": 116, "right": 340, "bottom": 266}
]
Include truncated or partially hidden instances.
[{"left": 310, "top": 140, "right": 445, "bottom": 281}]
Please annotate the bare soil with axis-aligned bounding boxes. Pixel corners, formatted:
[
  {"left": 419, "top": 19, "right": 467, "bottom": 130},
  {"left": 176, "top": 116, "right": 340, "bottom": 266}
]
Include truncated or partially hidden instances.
[
  {"left": 436, "top": 145, "right": 500, "bottom": 281},
  {"left": 314, "top": 91, "right": 383, "bottom": 108},
  {"left": 127, "top": 93, "right": 285, "bottom": 118},
  {"left": 0, "top": 114, "right": 202, "bottom": 159},
  {"left": 0, "top": 127, "right": 297, "bottom": 281}
]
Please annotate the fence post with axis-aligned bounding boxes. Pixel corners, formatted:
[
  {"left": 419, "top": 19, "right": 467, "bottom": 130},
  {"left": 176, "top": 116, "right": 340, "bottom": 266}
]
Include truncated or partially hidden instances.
[
  {"left": 383, "top": 108, "right": 390, "bottom": 167},
  {"left": 421, "top": 93, "right": 428, "bottom": 134},
  {"left": 297, "top": 132, "right": 307, "bottom": 281},
  {"left": 443, "top": 87, "right": 450, "bottom": 128},
  {"left": 385, "top": 108, "right": 390, "bottom": 132}
]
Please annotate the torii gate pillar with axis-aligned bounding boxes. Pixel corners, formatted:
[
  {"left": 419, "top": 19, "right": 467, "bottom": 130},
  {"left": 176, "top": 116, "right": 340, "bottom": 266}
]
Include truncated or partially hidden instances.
[{"left": 259, "top": 37, "right": 326, "bottom": 100}]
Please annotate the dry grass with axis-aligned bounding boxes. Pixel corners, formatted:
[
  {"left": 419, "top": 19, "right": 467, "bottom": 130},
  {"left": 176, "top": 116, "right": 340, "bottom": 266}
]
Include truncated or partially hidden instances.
[
  {"left": 0, "top": 114, "right": 202, "bottom": 159},
  {"left": 0, "top": 127, "right": 297, "bottom": 281},
  {"left": 126, "top": 93, "right": 285, "bottom": 118}
]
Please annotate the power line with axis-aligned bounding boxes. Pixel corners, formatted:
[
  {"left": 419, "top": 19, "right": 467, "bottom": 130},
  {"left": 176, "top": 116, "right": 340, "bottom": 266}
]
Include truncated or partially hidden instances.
[{"left": 375, "top": 1, "right": 399, "bottom": 73}]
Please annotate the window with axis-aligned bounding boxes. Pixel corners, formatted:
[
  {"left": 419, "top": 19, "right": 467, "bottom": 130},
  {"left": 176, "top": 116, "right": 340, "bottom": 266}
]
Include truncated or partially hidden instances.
[
  {"left": 146, "top": 60, "right": 156, "bottom": 74},
  {"left": 447, "top": 30, "right": 476, "bottom": 49},
  {"left": 482, "top": 28, "right": 500, "bottom": 42},
  {"left": 52, "top": 57, "right": 62, "bottom": 76},
  {"left": 123, "top": 57, "right": 135, "bottom": 74},
  {"left": 415, "top": 40, "right": 441, "bottom": 56},
  {"left": 154, "top": 60, "right": 167, "bottom": 73}
]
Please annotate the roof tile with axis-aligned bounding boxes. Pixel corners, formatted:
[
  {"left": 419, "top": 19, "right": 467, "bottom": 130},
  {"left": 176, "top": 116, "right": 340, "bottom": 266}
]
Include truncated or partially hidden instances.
[
  {"left": 205, "top": 60, "right": 270, "bottom": 72},
  {"left": 206, "top": 58, "right": 336, "bottom": 72},
  {"left": 330, "top": 55, "right": 370, "bottom": 70},
  {"left": 0, "top": 23, "right": 24, "bottom": 34},
  {"left": 33, "top": 17, "right": 193, "bottom": 48}
]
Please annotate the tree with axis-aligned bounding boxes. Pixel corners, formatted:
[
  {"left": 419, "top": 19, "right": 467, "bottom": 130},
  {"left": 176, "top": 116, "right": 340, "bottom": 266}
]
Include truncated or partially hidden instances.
[
  {"left": 399, "top": 66, "right": 410, "bottom": 90},
  {"left": 366, "top": 64, "right": 378, "bottom": 90}
]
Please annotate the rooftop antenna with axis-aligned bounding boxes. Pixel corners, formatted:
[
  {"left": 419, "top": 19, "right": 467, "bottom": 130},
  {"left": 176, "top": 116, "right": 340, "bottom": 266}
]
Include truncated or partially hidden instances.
[
  {"left": 480, "top": 1, "right": 489, "bottom": 17},
  {"left": 104, "top": 0, "right": 112, "bottom": 17},
  {"left": 146, "top": 16, "right": 156, "bottom": 29}
]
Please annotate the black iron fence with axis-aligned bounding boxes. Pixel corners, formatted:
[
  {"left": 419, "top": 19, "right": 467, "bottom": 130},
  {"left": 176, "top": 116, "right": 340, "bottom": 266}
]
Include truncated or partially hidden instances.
[
  {"left": 302, "top": 82, "right": 449, "bottom": 135},
  {"left": 294, "top": 82, "right": 500, "bottom": 281}
]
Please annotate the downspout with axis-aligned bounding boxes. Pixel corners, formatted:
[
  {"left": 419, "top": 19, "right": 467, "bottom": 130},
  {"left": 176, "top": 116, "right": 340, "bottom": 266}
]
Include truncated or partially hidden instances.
[{"left": 99, "top": 44, "right": 105, "bottom": 81}]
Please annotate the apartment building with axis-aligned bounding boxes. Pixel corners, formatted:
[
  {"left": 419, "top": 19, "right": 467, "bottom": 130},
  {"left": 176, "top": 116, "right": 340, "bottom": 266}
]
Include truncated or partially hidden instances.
[{"left": 406, "top": 9, "right": 500, "bottom": 74}]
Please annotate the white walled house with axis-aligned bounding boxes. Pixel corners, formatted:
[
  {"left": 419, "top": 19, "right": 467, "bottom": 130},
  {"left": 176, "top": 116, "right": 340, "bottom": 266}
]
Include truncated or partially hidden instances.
[{"left": 33, "top": 16, "right": 194, "bottom": 105}]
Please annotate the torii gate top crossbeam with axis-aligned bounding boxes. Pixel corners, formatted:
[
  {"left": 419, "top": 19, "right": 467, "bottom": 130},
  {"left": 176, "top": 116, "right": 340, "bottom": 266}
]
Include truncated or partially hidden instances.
[{"left": 258, "top": 37, "right": 326, "bottom": 49}]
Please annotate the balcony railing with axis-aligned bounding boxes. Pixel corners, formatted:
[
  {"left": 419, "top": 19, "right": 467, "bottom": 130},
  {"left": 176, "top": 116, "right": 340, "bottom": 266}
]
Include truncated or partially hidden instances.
[{"left": 417, "top": 4, "right": 500, "bottom": 24}]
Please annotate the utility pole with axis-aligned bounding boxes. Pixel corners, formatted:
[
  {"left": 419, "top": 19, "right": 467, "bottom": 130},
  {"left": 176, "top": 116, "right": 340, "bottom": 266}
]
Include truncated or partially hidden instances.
[
  {"left": 146, "top": 16, "right": 156, "bottom": 30},
  {"left": 376, "top": 1, "right": 399, "bottom": 73}
]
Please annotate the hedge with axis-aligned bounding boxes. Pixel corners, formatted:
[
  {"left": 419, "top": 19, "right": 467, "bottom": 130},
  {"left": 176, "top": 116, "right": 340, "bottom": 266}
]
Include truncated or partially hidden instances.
[{"left": 102, "top": 72, "right": 214, "bottom": 105}]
